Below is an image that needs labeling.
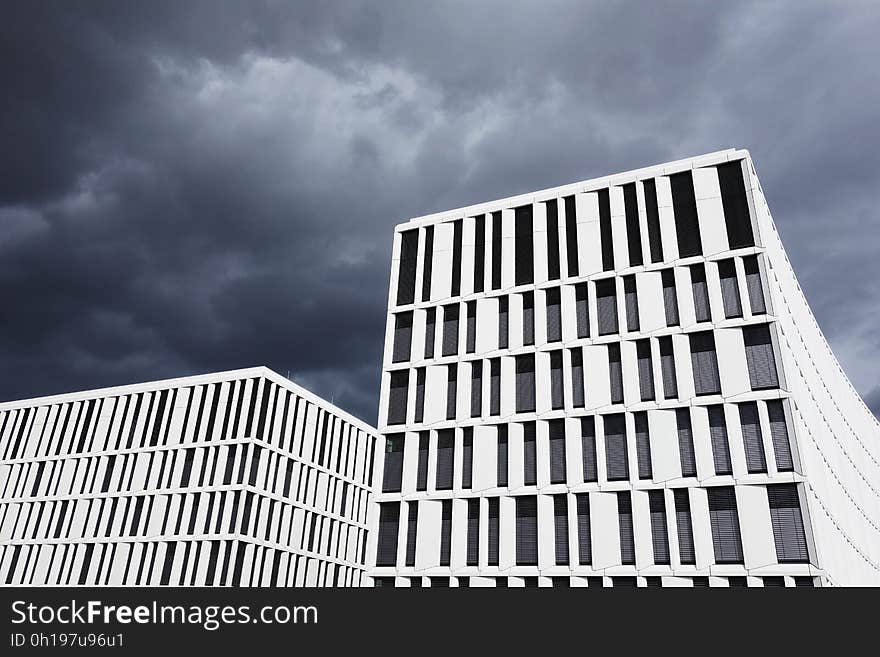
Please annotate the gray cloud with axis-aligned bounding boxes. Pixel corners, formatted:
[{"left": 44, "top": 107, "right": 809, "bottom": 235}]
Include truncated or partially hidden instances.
[{"left": 1, "top": 1, "right": 878, "bottom": 422}]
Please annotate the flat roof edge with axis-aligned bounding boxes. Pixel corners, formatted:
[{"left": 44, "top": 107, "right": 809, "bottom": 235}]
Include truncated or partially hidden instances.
[
  {"left": 0, "top": 366, "right": 378, "bottom": 435},
  {"left": 400, "top": 147, "right": 748, "bottom": 229}
]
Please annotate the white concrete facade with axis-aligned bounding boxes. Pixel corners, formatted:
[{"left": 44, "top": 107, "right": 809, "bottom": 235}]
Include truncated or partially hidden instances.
[
  {"left": 367, "top": 148, "right": 880, "bottom": 587},
  {"left": 0, "top": 367, "right": 379, "bottom": 586}
]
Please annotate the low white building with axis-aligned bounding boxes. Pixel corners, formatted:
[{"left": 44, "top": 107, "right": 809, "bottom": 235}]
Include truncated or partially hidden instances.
[
  {"left": 0, "top": 367, "right": 379, "bottom": 586},
  {"left": 367, "top": 148, "right": 880, "bottom": 587}
]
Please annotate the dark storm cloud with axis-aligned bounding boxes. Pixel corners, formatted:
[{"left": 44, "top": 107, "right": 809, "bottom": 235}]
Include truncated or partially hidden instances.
[{"left": 1, "top": 1, "right": 879, "bottom": 422}]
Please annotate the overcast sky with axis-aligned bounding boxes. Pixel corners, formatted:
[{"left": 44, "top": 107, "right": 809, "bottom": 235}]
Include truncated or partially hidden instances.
[{"left": 1, "top": 1, "right": 879, "bottom": 423}]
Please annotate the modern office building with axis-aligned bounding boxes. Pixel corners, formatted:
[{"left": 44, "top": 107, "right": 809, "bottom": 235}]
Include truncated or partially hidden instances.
[
  {"left": 0, "top": 367, "right": 379, "bottom": 586},
  {"left": 368, "top": 148, "right": 880, "bottom": 587}
]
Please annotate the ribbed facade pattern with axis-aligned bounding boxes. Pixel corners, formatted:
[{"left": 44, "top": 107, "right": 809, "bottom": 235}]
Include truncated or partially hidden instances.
[
  {"left": 0, "top": 367, "right": 378, "bottom": 586},
  {"left": 367, "top": 148, "right": 864, "bottom": 588}
]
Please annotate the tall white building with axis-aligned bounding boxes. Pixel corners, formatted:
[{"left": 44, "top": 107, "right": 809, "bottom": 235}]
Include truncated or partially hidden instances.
[
  {"left": 0, "top": 367, "right": 378, "bottom": 586},
  {"left": 367, "top": 148, "right": 880, "bottom": 587}
]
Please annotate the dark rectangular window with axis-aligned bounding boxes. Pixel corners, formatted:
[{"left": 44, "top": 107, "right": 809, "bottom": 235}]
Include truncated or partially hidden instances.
[
  {"left": 717, "top": 160, "right": 754, "bottom": 249},
  {"left": 637, "top": 339, "right": 655, "bottom": 401},
  {"left": 416, "top": 432, "right": 429, "bottom": 491},
  {"left": 659, "top": 336, "right": 678, "bottom": 399},
  {"left": 635, "top": 411, "right": 652, "bottom": 480},
  {"left": 387, "top": 370, "right": 408, "bottom": 425},
  {"left": 546, "top": 199, "right": 560, "bottom": 280},
  {"left": 623, "top": 182, "right": 643, "bottom": 266},
  {"left": 690, "top": 263, "right": 711, "bottom": 323},
  {"left": 489, "top": 358, "right": 501, "bottom": 416},
  {"left": 376, "top": 503, "right": 400, "bottom": 566},
  {"left": 491, "top": 211, "right": 503, "bottom": 290},
  {"left": 550, "top": 350, "right": 565, "bottom": 410},
  {"left": 624, "top": 275, "right": 639, "bottom": 332},
  {"left": 649, "top": 490, "right": 670, "bottom": 565},
  {"left": 599, "top": 188, "right": 614, "bottom": 271},
  {"left": 617, "top": 492, "right": 635, "bottom": 565},
  {"left": 743, "top": 324, "right": 779, "bottom": 390},
  {"left": 676, "top": 407, "right": 697, "bottom": 477},
  {"left": 436, "top": 430, "right": 454, "bottom": 490},
  {"left": 596, "top": 278, "right": 618, "bottom": 335},
  {"left": 673, "top": 489, "right": 696, "bottom": 565},
  {"left": 421, "top": 226, "right": 434, "bottom": 302},
  {"left": 160, "top": 543, "right": 175, "bottom": 586},
  {"left": 397, "top": 230, "right": 418, "bottom": 306},
  {"left": 689, "top": 331, "right": 721, "bottom": 396},
  {"left": 424, "top": 308, "right": 435, "bottom": 359},
  {"left": 382, "top": 434, "right": 404, "bottom": 493},
  {"left": 523, "top": 422, "right": 537, "bottom": 485},
  {"left": 498, "top": 295, "right": 509, "bottom": 349},
  {"left": 515, "top": 354, "right": 536, "bottom": 413},
  {"left": 101, "top": 455, "right": 116, "bottom": 492},
  {"left": 643, "top": 178, "right": 663, "bottom": 263},
  {"left": 708, "top": 487, "right": 744, "bottom": 564},
  {"left": 549, "top": 419, "right": 567, "bottom": 484},
  {"left": 474, "top": 214, "right": 486, "bottom": 293},
  {"left": 581, "top": 417, "right": 598, "bottom": 483},
  {"left": 670, "top": 170, "right": 702, "bottom": 257},
  {"left": 708, "top": 405, "right": 733, "bottom": 476},
  {"left": 467, "top": 498, "right": 480, "bottom": 566},
  {"left": 608, "top": 343, "right": 624, "bottom": 404},
  {"left": 515, "top": 205, "right": 534, "bottom": 286},
  {"left": 604, "top": 413, "right": 629, "bottom": 481},
  {"left": 488, "top": 498, "right": 500, "bottom": 565},
  {"left": 554, "top": 494, "right": 569, "bottom": 565},
  {"left": 564, "top": 195, "right": 579, "bottom": 276},
  {"left": 451, "top": 219, "right": 463, "bottom": 297},
  {"left": 406, "top": 502, "right": 418, "bottom": 567},
  {"left": 522, "top": 291, "right": 535, "bottom": 346},
  {"left": 414, "top": 367, "right": 425, "bottom": 423},
  {"left": 465, "top": 301, "right": 476, "bottom": 353},
  {"left": 575, "top": 282, "right": 590, "bottom": 338},
  {"left": 576, "top": 493, "right": 592, "bottom": 565},
  {"left": 470, "top": 360, "right": 482, "bottom": 418},
  {"left": 442, "top": 304, "right": 459, "bottom": 357},
  {"left": 768, "top": 484, "right": 809, "bottom": 563},
  {"left": 739, "top": 402, "right": 767, "bottom": 473},
  {"left": 743, "top": 255, "right": 766, "bottom": 315},
  {"left": 546, "top": 287, "right": 562, "bottom": 342},
  {"left": 180, "top": 448, "right": 196, "bottom": 488},
  {"left": 440, "top": 499, "right": 452, "bottom": 566},
  {"left": 446, "top": 364, "right": 457, "bottom": 420},
  {"left": 662, "top": 268, "right": 680, "bottom": 327},
  {"left": 462, "top": 428, "right": 473, "bottom": 489},
  {"left": 571, "top": 348, "right": 585, "bottom": 408},
  {"left": 392, "top": 312, "right": 413, "bottom": 363},
  {"left": 767, "top": 400, "right": 794, "bottom": 472},
  {"left": 497, "top": 425, "right": 508, "bottom": 487},
  {"left": 718, "top": 259, "right": 743, "bottom": 319},
  {"left": 515, "top": 496, "right": 538, "bottom": 566}
]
